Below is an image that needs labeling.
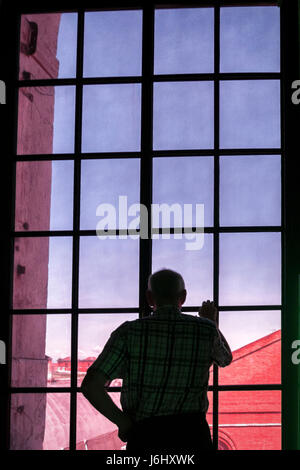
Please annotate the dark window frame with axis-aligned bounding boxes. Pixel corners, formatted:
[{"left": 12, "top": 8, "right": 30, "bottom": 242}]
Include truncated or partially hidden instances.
[{"left": 0, "top": 0, "right": 299, "bottom": 452}]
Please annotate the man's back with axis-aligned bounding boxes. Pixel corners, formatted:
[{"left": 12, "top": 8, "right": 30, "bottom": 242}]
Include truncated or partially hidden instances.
[
  {"left": 90, "top": 304, "right": 232, "bottom": 423},
  {"left": 124, "top": 306, "right": 217, "bottom": 422}
]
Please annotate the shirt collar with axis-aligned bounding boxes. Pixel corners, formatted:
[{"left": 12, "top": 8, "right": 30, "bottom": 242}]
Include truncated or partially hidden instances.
[{"left": 151, "top": 304, "right": 182, "bottom": 317}]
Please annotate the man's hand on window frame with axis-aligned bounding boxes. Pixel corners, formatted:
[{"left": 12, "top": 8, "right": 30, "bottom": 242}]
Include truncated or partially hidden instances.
[{"left": 198, "top": 300, "right": 217, "bottom": 324}]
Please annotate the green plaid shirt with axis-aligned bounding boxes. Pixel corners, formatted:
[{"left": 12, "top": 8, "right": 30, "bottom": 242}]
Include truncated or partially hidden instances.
[{"left": 88, "top": 305, "right": 232, "bottom": 422}]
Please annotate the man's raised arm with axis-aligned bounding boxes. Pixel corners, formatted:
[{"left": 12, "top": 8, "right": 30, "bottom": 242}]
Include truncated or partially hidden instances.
[{"left": 198, "top": 300, "right": 233, "bottom": 367}]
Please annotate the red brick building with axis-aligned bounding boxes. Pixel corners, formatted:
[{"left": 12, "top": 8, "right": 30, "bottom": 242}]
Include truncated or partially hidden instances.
[
  {"left": 47, "top": 356, "right": 97, "bottom": 377},
  {"left": 208, "top": 330, "right": 281, "bottom": 450}
]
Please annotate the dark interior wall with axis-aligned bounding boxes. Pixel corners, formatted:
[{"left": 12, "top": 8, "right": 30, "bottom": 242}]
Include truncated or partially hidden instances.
[{"left": 0, "top": 0, "right": 299, "bottom": 451}]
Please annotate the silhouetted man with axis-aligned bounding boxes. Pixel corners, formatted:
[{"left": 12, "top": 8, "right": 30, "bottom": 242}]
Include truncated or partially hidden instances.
[{"left": 81, "top": 268, "right": 232, "bottom": 452}]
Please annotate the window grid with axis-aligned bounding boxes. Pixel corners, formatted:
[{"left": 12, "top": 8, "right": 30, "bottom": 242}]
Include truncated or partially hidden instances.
[{"left": 8, "top": 1, "right": 283, "bottom": 451}]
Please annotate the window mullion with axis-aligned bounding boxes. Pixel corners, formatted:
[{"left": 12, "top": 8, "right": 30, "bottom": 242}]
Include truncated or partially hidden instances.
[
  {"left": 69, "top": 8, "right": 84, "bottom": 452},
  {"left": 139, "top": 4, "right": 154, "bottom": 319}
]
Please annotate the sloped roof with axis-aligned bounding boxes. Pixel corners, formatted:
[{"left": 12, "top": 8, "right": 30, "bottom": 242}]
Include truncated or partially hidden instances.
[
  {"left": 231, "top": 330, "right": 280, "bottom": 362},
  {"left": 218, "top": 330, "right": 281, "bottom": 386}
]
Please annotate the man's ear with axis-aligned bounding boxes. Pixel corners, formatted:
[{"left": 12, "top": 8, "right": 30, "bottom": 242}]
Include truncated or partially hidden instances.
[
  {"left": 146, "top": 289, "right": 155, "bottom": 307},
  {"left": 179, "top": 289, "right": 187, "bottom": 306}
]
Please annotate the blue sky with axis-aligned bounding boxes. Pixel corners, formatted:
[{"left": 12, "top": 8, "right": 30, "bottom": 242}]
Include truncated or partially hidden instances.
[{"left": 43, "top": 6, "right": 281, "bottom": 363}]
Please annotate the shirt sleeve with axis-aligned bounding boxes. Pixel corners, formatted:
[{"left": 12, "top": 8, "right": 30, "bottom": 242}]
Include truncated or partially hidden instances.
[
  {"left": 211, "top": 327, "right": 232, "bottom": 368},
  {"left": 86, "top": 321, "right": 129, "bottom": 381}
]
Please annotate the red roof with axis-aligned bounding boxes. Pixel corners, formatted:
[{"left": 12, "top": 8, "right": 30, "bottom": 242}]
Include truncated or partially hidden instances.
[
  {"left": 79, "top": 357, "right": 97, "bottom": 362},
  {"left": 57, "top": 356, "right": 71, "bottom": 362},
  {"left": 219, "top": 329, "right": 281, "bottom": 386}
]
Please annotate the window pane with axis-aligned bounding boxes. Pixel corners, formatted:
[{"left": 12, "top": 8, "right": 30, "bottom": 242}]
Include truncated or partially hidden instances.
[
  {"left": 82, "top": 84, "right": 141, "bottom": 153},
  {"left": 50, "top": 161, "right": 74, "bottom": 230},
  {"left": 13, "top": 237, "right": 73, "bottom": 309},
  {"left": 219, "top": 233, "right": 281, "bottom": 306},
  {"left": 10, "top": 393, "right": 70, "bottom": 450},
  {"left": 152, "top": 235, "right": 213, "bottom": 307},
  {"left": 79, "top": 237, "right": 139, "bottom": 308},
  {"left": 220, "top": 155, "right": 281, "bottom": 227},
  {"left": 84, "top": 10, "right": 142, "bottom": 77},
  {"left": 219, "top": 311, "right": 281, "bottom": 385},
  {"left": 78, "top": 313, "right": 138, "bottom": 385},
  {"left": 15, "top": 161, "right": 74, "bottom": 232},
  {"left": 220, "top": 80, "right": 280, "bottom": 149},
  {"left": 77, "top": 392, "right": 124, "bottom": 450},
  {"left": 17, "top": 86, "right": 75, "bottom": 155},
  {"left": 218, "top": 391, "right": 281, "bottom": 450},
  {"left": 153, "top": 157, "right": 214, "bottom": 228},
  {"left": 46, "top": 315, "right": 72, "bottom": 386},
  {"left": 47, "top": 237, "right": 73, "bottom": 308},
  {"left": 154, "top": 8, "right": 214, "bottom": 74},
  {"left": 11, "top": 314, "right": 71, "bottom": 387},
  {"left": 19, "top": 13, "right": 77, "bottom": 80},
  {"left": 80, "top": 159, "right": 140, "bottom": 230},
  {"left": 220, "top": 7, "right": 280, "bottom": 73},
  {"left": 153, "top": 82, "right": 214, "bottom": 150}
]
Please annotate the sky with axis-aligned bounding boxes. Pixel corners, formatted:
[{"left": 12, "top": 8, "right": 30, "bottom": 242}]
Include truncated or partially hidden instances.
[{"left": 33, "top": 7, "right": 283, "bottom": 363}]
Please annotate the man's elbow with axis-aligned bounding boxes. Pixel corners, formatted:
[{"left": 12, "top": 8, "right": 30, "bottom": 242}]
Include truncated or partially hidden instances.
[
  {"left": 81, "top": 374, "right": 91, "bottom": 397},
  {"left": 222, "top": 353, "right": 233, "bottom": 367},
  {"left": 216, "top": 352, "right": 233, "bottom": 368},
  {"left": 81, "top": 370, "right": 108, "bottom": 397},
  {"left": 81, "top": 370, "right": 97, "bottom": 396}
]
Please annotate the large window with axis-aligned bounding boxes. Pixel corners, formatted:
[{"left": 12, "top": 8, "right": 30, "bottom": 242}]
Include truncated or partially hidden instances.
[{"left": 8, "top": 2, "right": 282, "bottom": 450}]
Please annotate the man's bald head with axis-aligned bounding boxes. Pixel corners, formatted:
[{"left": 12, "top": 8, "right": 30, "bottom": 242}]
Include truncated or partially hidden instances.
[{"left": 147, "top": 269, "right": 186, "bottom": 307}]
